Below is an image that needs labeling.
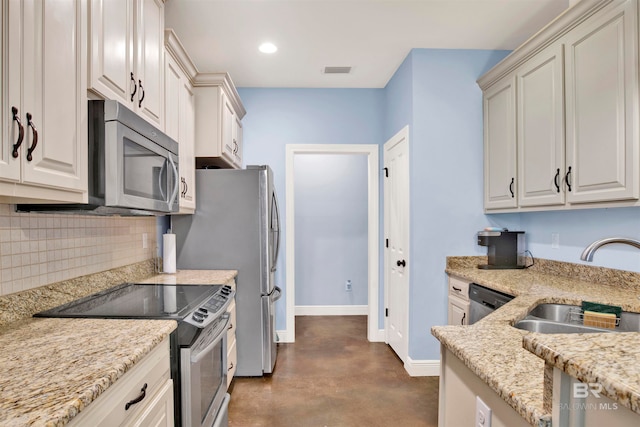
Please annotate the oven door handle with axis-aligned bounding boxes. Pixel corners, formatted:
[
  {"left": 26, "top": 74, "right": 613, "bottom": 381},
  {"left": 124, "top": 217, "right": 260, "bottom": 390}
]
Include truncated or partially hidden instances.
[{"left": 191, "top": 314, "right": 230, "bottom": 364}]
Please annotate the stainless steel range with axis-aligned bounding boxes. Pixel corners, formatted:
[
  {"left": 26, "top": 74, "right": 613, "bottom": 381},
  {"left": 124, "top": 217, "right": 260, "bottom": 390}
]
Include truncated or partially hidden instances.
[{"left": 35, "top": 283, "right": 235, "bottom": 427}]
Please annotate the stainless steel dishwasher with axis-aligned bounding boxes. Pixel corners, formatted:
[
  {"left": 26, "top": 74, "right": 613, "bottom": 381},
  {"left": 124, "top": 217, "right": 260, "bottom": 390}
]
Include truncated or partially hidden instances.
[{"left": 468, "top": 283, "right": 514, "bottom": 324}]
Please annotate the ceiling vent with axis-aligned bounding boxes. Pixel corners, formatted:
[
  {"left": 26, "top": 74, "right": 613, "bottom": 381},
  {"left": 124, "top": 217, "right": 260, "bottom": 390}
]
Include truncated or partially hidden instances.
[{"left": 323, "top": 66, "right": 352, "bottom": 74}]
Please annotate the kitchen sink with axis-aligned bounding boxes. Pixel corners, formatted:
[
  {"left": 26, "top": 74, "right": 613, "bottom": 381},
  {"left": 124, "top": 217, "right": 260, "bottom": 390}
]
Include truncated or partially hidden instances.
[{"left": 513, "top": 303, "right": 640, "bottom": 334}]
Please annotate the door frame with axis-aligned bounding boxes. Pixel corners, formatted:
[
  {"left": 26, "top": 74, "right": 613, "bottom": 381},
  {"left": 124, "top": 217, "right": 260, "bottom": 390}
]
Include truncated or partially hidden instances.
[
  {"left": 383, "top": 126, "right": 410, "bottom": 362},
  {"left": 284, "top": 144, "right": 380, "bottom": 343}
]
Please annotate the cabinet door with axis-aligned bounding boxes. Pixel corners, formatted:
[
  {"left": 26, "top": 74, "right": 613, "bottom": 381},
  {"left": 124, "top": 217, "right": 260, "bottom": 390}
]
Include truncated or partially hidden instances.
[
  {"left": 134, "top": 0, "right": 164, "bottom": 129},
  {"left": 21, "top": 0, "right": 86, "bottom": 192},
  {"left": 564, "top": 0, "right": 639, "bottom": 204},
  {"left": 483, "top": 76, "right": 517, "bottom": 209},
  {"left": 517, "top": 44, "right": 565, "bottom": 207},
  {"left": 233, "top": 115, "right": 243, "bottom": 168},
  {"left": 164, "top": 54, "right": 181, "bottom": 142},
  {"left": 448, "top": 297, "right": 469, "bottom": 326},
  {"left": 221, "top": 92, "right": 236, "bottom": 164},
  {"left": 88, "top": 0, "right": 134, "bottom": 105},
  {"left": 179, "top": 77, "right": 196, "bottom": 211},
  {"left": 1, "top": 0, "right": 20, "bottom": 182},
  {"left": 129, "top": 379, "right": 174, "bottom": 427}
]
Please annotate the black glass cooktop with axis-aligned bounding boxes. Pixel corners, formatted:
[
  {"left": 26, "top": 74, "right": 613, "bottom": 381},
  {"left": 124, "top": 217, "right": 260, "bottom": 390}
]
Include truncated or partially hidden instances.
[{"left": 34, "top": 283, "right": 221, "bottom": 320}]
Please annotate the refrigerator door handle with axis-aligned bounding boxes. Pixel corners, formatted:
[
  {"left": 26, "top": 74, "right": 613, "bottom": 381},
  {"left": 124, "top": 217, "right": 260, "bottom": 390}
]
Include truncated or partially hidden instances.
[
  {"left": 271, "top": 286, "right": 282, "bottom": 302},
  {"left": 271, "top": 192, "right": 281, "bottom": 272}
]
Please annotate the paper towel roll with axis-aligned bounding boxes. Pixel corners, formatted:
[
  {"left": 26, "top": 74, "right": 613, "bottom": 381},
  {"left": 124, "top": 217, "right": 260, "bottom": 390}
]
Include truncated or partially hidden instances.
[{"left": 163, "top": 233, "right": 176, "bottom": 274}]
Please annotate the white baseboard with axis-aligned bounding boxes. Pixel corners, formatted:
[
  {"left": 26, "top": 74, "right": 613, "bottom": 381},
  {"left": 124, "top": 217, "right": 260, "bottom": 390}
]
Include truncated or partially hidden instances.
[
  {"left": 405, "top": 357, "right": 440, "bottom": 377},
  {"left": 276, "top": 329, "right": 292, "bottom": 343},
  {"left": 370, "top": 328, "right": 385, "bottom": 342},
  {"left": 295, "top": 305, "right": 369, "bottom": 316}
]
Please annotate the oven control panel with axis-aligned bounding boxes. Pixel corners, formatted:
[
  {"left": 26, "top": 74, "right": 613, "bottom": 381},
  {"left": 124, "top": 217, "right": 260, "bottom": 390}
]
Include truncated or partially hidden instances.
[{"left": 184, "top": 285, "right": 235, "bottom": 328}]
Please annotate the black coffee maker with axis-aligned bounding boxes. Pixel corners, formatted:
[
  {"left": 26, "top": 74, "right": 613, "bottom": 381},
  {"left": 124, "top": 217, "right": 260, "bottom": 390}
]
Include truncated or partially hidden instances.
[{"left": 477, "top": 229, "right": 526, "bottom": 269}]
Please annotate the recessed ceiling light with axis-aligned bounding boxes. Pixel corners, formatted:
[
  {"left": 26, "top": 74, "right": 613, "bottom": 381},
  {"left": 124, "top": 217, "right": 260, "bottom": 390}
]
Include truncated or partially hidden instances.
[{"left": 259, "top": 42, "right": 278, "bottom": 54}]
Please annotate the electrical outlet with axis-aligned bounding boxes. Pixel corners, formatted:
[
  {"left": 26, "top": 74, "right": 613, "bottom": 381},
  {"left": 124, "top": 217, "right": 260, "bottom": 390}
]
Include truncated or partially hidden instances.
[
  {"left": 551, "top": 233, "right": 560, "bottom": 249},
  {"left": 142, "top": 233, "right": 148, "bottom": 249},
  {"left": 476, "top": 396, "right": 491, "bottom": 427},
  {"left": 345, "top": 280, "right": 352, "bottom": 292}
]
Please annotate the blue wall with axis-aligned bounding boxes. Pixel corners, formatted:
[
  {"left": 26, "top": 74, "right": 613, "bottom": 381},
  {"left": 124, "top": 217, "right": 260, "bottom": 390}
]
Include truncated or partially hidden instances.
[
  {"left": 236, "top": 88, "right": 385, "bottom": 329},
  {"left": 294, "top": 154, "right": 369, "bottom": 306},
  {"left": 384, "top": 49, "right": 512, "bottom": 360}
]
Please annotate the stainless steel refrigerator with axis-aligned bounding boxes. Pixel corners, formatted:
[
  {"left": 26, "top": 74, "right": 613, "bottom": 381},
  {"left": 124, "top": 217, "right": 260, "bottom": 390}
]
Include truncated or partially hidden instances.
[{"left": 173, "top": 165, "right": 281, "bottom": 376}]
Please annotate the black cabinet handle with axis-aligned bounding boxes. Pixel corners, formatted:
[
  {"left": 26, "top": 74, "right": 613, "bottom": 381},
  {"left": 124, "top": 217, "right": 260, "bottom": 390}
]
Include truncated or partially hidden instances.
[
  {"left": 228, "top": 362, "right": 234, "bottom": 371},
  {"left": 26, "top": 113, "right": 38, "bottom": 162},
  {"left": 452, "top": 286, "right": 462, "bottom": 292},
  {"left": 130, "top": 72, "right": 137, "bottom": 102},
  {"left": 228, "top": 322, "right": 233, "bottom": 330},
  {"left": 11, "top": 107, "right": 24, "bottom": 158},
  {"left": 565, "top": 166, "right": 572, "bottom": 192},
  {"left": 396, "top": 260, "right": 406, "bottom": 267},
  {"left": 461, "top": 312, "right": 466, "bottom": 325},
  {"left": 509, "top": 177, "right": 515, "bottom": 198},
  {"left": 125, "top": 383, "right": 147, "bottom": 410},
  {"left": 554, "top": 168, "right": 560, "bottom": 193},
  {"left": 138, "top": 80, "right": 145, "bottom": 108}
]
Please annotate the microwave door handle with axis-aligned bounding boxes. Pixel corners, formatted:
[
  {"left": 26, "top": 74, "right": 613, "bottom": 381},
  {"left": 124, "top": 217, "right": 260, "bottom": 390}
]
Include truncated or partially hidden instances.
[
  {"left": 158, "top": 161, "right": 167, "bottom": 201},
  {"left": 168, "top": 154, "right": 179, "bottom": 208}
]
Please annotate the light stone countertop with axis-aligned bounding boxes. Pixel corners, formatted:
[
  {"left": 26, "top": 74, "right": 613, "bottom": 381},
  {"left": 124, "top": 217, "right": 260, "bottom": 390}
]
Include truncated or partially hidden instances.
[
  {"left": 0, "top": 317, "right": 176, "bottom": 427},
  {"left": 0, "top": 263, "right": 238, "bottom": 426},
  {"left": 432, "top": 256, "right": 640, "bottom": 427}
]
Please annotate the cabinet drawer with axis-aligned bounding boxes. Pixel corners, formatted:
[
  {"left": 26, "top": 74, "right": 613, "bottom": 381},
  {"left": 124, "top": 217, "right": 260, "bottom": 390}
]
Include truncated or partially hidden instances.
[
  {"left": 227, "top": 338, "right": 237, "bottom": 388},
  {"left": 448, "top": 276, "right": 470, "bottom": 301},
  {"left": 69, "top": 338, "right": 171, "bottom": 427}
]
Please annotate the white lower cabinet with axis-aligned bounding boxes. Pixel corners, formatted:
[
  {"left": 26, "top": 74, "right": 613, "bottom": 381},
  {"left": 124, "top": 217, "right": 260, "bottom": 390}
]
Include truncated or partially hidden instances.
[
  {"left": 439, "top": 347, "right": 530, "bottom": 427},
  {"left": 447, "top": 276, "right": 470, "bottom": 326},
  {"left": 552, "top": 368, "right": 640, "bottom": 427},
  {"left": 68, "top": 338, "right": 173, "bottom": 427}
]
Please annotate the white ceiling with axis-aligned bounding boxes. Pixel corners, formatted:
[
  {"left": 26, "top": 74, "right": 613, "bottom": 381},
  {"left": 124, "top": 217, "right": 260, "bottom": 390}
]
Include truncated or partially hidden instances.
[{"left": 165, "top": 0, "right": 571, "bottom": 88}]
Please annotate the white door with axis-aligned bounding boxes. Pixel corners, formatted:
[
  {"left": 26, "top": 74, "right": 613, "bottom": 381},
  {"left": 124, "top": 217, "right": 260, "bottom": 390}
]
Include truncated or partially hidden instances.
[{"left": 384, "top": 126, "right": 409, "bottom": 363}]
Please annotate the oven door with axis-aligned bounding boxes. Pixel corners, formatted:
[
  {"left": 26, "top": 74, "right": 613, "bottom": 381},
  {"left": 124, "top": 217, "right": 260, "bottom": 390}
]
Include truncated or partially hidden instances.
[
  {"left": 104, "top": 120, "right": 179, "bottom": 213},
  {"left": 181, "top": 314, "right": 230, "bottom": 427}
]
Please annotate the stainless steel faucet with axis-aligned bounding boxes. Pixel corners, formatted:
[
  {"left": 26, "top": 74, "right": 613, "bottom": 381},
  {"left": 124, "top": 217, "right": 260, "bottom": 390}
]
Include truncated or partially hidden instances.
[{"left": 580, "top": 237, "right": 640, "bottom": 261}]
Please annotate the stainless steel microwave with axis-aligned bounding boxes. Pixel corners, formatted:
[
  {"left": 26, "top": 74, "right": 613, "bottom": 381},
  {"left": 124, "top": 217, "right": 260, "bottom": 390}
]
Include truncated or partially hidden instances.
[{"left": 19, "top": 100, "right": 179, "bottom": 215}]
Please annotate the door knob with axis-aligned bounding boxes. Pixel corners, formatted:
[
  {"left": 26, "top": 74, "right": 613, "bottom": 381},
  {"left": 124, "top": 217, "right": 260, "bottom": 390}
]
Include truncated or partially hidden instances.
[{"left": 396, "top": 260, "right": 406, "bottom": 267}]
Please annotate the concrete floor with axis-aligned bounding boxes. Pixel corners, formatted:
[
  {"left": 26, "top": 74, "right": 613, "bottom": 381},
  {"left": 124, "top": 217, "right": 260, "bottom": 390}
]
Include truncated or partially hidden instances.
[{"left": 228, "top": 316, "right": 439, "bottom": 426}]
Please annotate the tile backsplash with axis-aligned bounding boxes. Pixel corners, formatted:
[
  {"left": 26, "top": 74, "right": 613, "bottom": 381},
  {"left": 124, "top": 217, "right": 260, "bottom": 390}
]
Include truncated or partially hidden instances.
[{"left": 0, "top": 204, "right": 157, "bottom": 296}]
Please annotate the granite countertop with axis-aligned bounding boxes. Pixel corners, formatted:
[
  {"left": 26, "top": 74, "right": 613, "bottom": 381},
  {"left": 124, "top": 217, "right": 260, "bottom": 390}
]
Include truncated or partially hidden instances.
[
  {"left": 432, "top": 256, "right": 640, "bottom": 426},
  {"left": 0, "top": 263, "right": 239, "bottom": 426},
  {"left": 0, "top": 318, "right": 176, "bottom": 426}
]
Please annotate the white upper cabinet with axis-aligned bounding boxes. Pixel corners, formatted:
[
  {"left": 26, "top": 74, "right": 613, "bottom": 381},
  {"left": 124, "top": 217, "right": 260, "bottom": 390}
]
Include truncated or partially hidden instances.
[
  {"left": 165, "top": 30, "right": 197, "bottom": 214},
  {"left": 0, "top": 0, "right": 87, "bottom": 202},
  {"left": 483, "top": 76, "right": 517, "bottom": 210},
  {"left": 88, "top": 0, "right": 164, "bottom": 129},
  {"left": 517, "top": 43, "right": 565, "bottom": 207},
  {"left": 193, "top": 73, "right": 246, "bottom": 169},
  {"left": 564, "top": 0, "right": 638, "bottom": 203},
  {"left": 479, "top": 0, "right": 639, "bottom": 212}
]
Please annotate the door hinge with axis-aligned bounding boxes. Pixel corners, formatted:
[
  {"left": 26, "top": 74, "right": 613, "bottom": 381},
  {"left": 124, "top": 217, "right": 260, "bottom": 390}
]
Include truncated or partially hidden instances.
[
  {"left": 383, "top": 167, "right": 388, "bottom": 177},
  {"left": 385, "top": 308, "right": 389, "bottom": 317},
  {"left": 385, "top": 238, "right": 389, "bottom": 248}
]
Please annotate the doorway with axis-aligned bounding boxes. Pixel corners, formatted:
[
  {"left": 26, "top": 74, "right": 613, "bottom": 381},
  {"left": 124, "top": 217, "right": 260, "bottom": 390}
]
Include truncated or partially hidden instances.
[{"left": 284, "top": 144, "right": 380, "bottom": 343}]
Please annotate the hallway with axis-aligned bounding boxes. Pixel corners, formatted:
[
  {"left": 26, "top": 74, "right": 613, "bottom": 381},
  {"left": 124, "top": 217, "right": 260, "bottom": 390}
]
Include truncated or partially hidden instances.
[{"left": 228, "top": 316, "right": 439, "bottom": 426}]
